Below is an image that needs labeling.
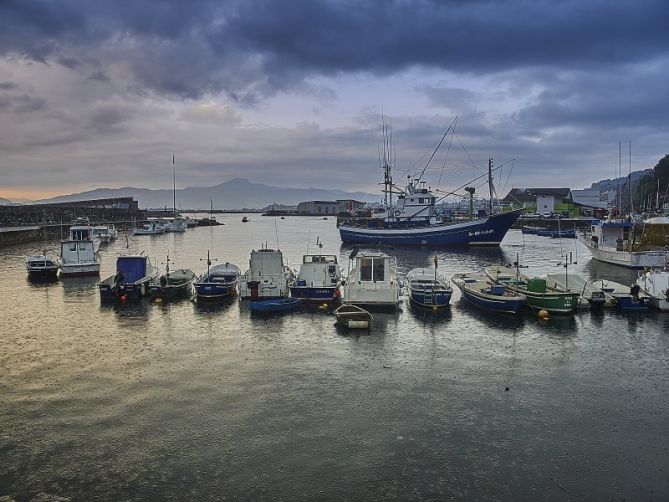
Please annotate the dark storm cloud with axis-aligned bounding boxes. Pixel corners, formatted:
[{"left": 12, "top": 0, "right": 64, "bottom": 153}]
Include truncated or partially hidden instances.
[{"left": 1, "top": 0, "right": 667, "bottom": 100}]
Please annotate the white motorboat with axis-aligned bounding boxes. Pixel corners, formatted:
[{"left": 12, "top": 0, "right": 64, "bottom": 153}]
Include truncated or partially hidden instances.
[
  {"left": 239, "top": 246, "right": 294, "bottom": 299},
  {"left": 60, "top": 224, "right": 101, "bottom": 276},
  {"left": 164, "top": 217, "right": 187, "bottom": 233},
  {"left": 290, "top": 240, "right": 342, "bottom": 301},
  {"left": 636, "top": 268, "right": 669, "bottom": 311},
  {"left": 577, "top": 218, "right": 669, "bottom": 268},
  {"left": 93, "top": 224, "right": 119, "bottom": 243},
  {"left": 25, "top": 254, "right": 60, "bottom": 279},
  {"left": 133, "top": 221, "right": 165, "bottom": 235},
  {"left": 342, "top": 251, "right": 401, "bottom": 307}
]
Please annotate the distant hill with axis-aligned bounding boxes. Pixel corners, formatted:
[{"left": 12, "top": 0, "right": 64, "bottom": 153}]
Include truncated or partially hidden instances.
[
  {"left": 586, "top": 169, "right": 653, "bottom": 192},
  {"left": 0, "top": 197, "right": 14, "bottom": 205},
  {"left": 35, "top": 178, "right": 378, "bottom": 209}
]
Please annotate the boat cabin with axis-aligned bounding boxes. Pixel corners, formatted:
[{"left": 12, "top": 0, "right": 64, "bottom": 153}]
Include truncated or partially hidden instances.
[
  {"left": 344, "top": 252, "right": 399, "bottom": 306},
  {"left": 589, "top": 220, "right": 631, "bottom": 251},
  {"left": 69, "top": 225, "right": 93, "bottom": 241}
]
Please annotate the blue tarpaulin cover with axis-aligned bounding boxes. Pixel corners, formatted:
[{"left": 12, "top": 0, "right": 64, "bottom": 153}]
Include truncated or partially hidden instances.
[{"left": 117, "top": 257, "right": 147, "bottom": 282}]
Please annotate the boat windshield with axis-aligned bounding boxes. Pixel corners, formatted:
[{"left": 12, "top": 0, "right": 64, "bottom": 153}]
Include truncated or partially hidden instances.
[{"left": 360, "top": 257, "right": 385, "bottom": 282}]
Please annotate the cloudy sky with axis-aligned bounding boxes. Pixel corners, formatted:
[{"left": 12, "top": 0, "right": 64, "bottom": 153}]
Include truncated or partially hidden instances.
[{"left": 1, "top": 0, "right": 668, "bottom": 201}]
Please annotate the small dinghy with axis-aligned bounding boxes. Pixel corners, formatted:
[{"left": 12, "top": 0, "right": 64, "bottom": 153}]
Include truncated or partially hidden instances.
[
  {"left": 26, "top": 254, "right": 60, "bottom": 279},
  {"left": 249, "top": 297, "right": 301, "bottom": 313},
  {"left": 334, "top": 304, "right": 373, "bottom": 329}
]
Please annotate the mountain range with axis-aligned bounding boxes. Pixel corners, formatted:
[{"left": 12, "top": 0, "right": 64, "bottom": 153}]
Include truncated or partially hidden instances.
[{"left": 32, "top": 178, "right": 379, "bottom": 209}]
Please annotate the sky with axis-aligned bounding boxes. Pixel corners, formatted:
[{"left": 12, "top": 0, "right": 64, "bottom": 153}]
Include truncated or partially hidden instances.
[{"left": 1, "top": 0, "right": 668, "bottom": 201}]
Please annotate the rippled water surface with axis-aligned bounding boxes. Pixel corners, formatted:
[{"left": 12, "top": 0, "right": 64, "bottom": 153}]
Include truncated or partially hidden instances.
[{"left": 1, "top": 216, "right": 668, "bottom": 501}]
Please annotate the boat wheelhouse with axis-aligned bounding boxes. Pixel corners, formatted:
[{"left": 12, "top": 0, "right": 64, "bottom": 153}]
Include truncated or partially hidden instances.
[
  {"left": 342, "top": 251, "right": 401, "bottom": 307},
  {"left": 239, "top": 247, "right": 293, "bottom": 300},
  {"left": 290, "top": 253, "right": 342, "bottom": 301},
  {"left": 636, "top": 268, "right": 669, "bottom": 311},
  {"left": 60, "top": 225, "right": 100, "bottom": 276}
]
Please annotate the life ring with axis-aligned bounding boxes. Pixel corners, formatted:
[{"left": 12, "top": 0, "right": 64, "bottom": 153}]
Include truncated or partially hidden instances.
[{"left": 394, "top": 210, "right": 402, "bottom": 217}]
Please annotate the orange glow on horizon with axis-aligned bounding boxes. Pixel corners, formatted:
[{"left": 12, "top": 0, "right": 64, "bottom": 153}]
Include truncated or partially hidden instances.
[{"left": 0, "top": 187, "right": 77, "bottom": 201}]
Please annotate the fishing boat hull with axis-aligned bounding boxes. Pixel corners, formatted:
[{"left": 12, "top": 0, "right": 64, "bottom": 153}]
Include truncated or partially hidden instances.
[
  {"left": 577, "top": 234, "right": 669, "bottom": 268},
  {"left": 99, "top": 279, "right": 153, "bottom": 300},
  {"left": 408, "top": 288, "right": 452, "bottom": 309},
  {"left": 508, "top": 288, "right": 579, "bottom": 313},
  {"left": 613, "top": 295, "right": 651, "bottom": 312},
  {"left": 289, "top": 286, "right": 339, "bottom": 301},
  {"left": 486, "top": 268, "right": 579, "bottom": 314},
  {"left": 338, "top": 209, "right": 522, "bottom": 246},
  {"left": 195, "top": 282, "right": 237, "bottom": 300},
  {"left": 453, "top": 275, "right": 526, "bottom": 314},
  {"left": 460, "top": 288, "right": 526, "bottom": 314},
  {"left": 249, "top": 298, "right": 302, "bottom": 313},
  {"left": 60, "top": 263, "right": 100, "bottom": 277}
]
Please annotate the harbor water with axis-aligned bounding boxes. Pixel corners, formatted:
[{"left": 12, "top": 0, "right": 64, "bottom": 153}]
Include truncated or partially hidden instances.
[{"left": 1, "top": 216, "right": 668, "bottom": 500}]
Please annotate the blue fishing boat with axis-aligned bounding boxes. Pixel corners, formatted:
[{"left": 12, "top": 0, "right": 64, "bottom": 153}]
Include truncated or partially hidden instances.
[
  {"left": 194, "top": 252, "right": 240, "bottom": 300},
  {"left": 406, "top": 258, "right": 452, "bottom": 309},
  {"left": 589, "top": 279, "right": 651, "bottom": 312},
  {"left": 338, "top": 155, "right": 522, "bottom": 246},
  {"left": 249, "top": 297, "right": 302, "bottom": 313},
  {"left": 452, "top": 272, "right": 526, "bottom": 314},
  {"left": 99, "top": 255, "right": 159, "bottom": 300}
]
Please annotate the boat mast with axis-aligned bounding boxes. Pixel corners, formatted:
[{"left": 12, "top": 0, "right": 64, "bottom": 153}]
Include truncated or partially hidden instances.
[
  {"left": 172, "top": 153, "right": 176, "bottom": 218},
  {"left": 488, "top": 157, "right": 494, "bottom": 215}
]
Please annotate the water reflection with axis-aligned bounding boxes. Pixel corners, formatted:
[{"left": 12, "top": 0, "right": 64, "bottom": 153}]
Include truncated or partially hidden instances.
[
  {"left": 26, "top": 274, "right": 59, "bottom": 286},
  {"left": 406, "top": 301, "right": 453, "bottom": 325},
  {"left": 455, "top": 299, "right": 526, "bottom": 331},
  {"left": 60, "top": 276, "right": 99, "bottom": 296},
  {"left": 100, "top": 298, "right": 152, "bottom": 320},
  {"left": 193, "top": 296, "right": 237, "bottom": 314}
]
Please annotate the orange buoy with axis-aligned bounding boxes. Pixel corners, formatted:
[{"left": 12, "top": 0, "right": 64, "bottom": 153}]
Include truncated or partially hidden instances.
[{"left": 538, "top": 309, "right": 549, "bottom": 320}]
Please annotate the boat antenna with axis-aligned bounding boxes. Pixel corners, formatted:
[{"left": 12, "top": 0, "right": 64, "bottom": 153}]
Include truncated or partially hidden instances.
[
  {"left": 306, "top": 230, "right": 311, "bottom": 255},
  {"left": 275, "top": 218, "right": 280, "bottom": 250},
  {"left": 172, "top": 153, "right": 176, "bottom": 218},
  {"left": 200, "top": 250, "right": 217, "bottom": 277},
  {"left": 557, "top": 251, "right": 576, "bottom": 291}
]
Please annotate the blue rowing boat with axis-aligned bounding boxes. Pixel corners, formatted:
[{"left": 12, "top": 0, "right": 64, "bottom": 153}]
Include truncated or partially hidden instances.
[{"left": 249, "top": 297, "right": 302, "bottom": 313}]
